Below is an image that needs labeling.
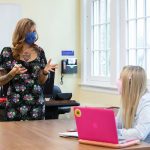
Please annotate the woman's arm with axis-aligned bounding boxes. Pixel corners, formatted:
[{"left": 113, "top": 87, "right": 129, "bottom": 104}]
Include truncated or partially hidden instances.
[
  {"left": 0, "top": 64, "right": 27, "bottom": 86},
  {"left": 0, "top": 70, "right": 15, "bottom": 86},
  {"left": 38, "top": 69, "right": 49, "bottom": 85}
]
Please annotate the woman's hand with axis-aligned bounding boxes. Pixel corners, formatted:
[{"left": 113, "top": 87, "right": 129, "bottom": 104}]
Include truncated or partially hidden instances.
[
  {"left": 38, "top": 59, "right": 58, "bottom": 85},
  {"left": 10, "top": 64, "right": 27, "bottom": 76},
  {"left": 0, "top": 64, "right": 27, "bottom": 86},
  {"left": 43, "top": 59, "right": 58, "bottom": 75}
]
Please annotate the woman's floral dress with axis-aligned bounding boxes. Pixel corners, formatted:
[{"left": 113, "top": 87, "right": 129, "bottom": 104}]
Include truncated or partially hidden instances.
[{"left": 0, "top": 47, "right": 47, "bottom": 121}]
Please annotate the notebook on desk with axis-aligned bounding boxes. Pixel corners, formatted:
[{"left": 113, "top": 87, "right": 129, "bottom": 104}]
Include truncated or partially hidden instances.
[{"left": 73, "top": 106, "right": 140, "bottom": 148}]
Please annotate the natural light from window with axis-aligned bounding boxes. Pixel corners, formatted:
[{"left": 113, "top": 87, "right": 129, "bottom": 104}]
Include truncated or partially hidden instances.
[
  {"left": 81, "top": 0, "right": 150, "bottom": 91},
  {"left": 92, "top": 0, "right": 110, "bottom": 77}
]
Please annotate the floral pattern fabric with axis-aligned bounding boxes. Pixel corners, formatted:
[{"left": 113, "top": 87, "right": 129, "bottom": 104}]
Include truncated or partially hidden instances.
[{"left": 0, "top": 47, "right": 47, "bottom": 121}]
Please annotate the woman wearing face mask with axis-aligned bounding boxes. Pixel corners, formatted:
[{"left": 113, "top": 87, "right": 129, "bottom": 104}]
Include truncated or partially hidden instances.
[
  {"left": 116, "top": 66, "right": 150, "bottom": 143},
  {"left": 0, "top": 18, "right": 57, "bottom": 121}
]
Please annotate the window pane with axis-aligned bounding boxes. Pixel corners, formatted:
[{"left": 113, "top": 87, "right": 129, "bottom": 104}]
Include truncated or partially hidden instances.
[
  {"left": 93, "top": 0, "right": 100, "bottom": 24},
  {"left": 100, "top": 25, "right": 106, "bottom": 50},
  {"left": 137, "top": 0, "right": 144, "bottom": 18},
  {"left": 127, "top": 0, "right": 136, "bottom": 19},
  {"left": 146, "top": 0, "right": 150, "bottom": 16},
  {"left": 107, "top": 24, "right": 110, "bottom": 49},
  {"left": 93, "top": 51, "right": 100, "bottom": 76},
  {"left": 147, "top": 18, "right": 150, "bottom": 48},
  {"left": 106, "top": 51, "right": 110, "bottom": 77},
  {"left": 90, "top": 0, "right": 110, "bottom": 78},
  {"left": 147, "top": 49, "right": 150, "bottom": 79},
  {"left": 100, "top": 0, "right": 106, "bottom": 24},
  {"left": 128, "top": 49, "right": 136, "bottom": 65},
  {"left": 107, "top": 0, "right": 110, "bottom": 22},
  {"left": 137, "top": 19, "right": 145, "bottom": 48},
  {"left": 100, "top": 51, "right": 107, "bottom": 76},
  {"left": 93, "top": 26, "right": 100, "bottom": 50},
  {"left": 128, "top": 21, "right": 136, "bottom": 48},
  {"left": 137, "top": 49, "right": 145, "bottom": 67}
]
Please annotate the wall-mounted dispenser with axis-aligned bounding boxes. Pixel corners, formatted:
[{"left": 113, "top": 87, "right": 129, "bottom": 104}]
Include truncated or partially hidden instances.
[{"left": 61, "top": 58, "right": 77, "bottom": 74}]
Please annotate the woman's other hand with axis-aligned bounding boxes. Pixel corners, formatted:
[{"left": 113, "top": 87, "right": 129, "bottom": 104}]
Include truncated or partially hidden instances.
[{"left": 43, "top": 59, "right": 58, "bottom": 74}]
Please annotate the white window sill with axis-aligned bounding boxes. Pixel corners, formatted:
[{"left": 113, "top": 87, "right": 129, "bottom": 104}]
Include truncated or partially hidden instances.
[
  {"left": 80, "top": 82, "right": 150, "bottom": 95},
  {"left": 79, "top": 82, "right": 119, "bottom": 95}
]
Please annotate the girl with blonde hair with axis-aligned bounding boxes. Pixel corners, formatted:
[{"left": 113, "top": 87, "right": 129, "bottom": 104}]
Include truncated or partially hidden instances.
[{"left": 116, "top": 65, "right": 150, "bottom": 143}]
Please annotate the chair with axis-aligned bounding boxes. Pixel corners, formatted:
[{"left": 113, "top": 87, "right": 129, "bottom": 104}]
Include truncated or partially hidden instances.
[
  {"left": 43, "top": 71, "right": 55, "bottom": 99},
  {"left": 52, "top": 87, "right": 71, "bottom": 115},
  {"left": 44, "top": 86, "right": 72, "bottom": 119},
  {"left": 43, "top": 72, "right": 72, "bottom": 119}
]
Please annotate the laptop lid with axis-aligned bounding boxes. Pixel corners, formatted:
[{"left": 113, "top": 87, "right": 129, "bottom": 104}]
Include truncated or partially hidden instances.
[{"left": 74, "top": 106, "right": 119, "bottom": 144}]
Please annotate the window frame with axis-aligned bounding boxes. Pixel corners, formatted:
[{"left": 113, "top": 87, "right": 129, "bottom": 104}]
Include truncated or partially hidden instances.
[
  {"left": 80, "top": 0, "right": 150, "bottom": 93},
  {"left": 81, "top": 0, "right": 121, "bottom": 93}
]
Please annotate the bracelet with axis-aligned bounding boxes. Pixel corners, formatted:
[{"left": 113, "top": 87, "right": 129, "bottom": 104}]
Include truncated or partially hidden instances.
[{"left": 42, "top": 70, "right": 48, "bottom": 76}]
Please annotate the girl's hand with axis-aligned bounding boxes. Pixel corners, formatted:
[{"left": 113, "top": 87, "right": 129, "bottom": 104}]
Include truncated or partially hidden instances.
[{"left": 43, "top": 59, "right": 58, "bottom": 74}]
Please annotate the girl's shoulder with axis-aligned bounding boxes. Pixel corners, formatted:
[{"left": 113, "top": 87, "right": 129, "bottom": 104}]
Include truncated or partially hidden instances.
[
  {"left": 136, "top": 91, "right": 150, "bottom": 114},
  {"left": 140, "top": 91, "right": 150, "bottom": 104},
  {"left": 142, "top": 91, "right": 150, "bottom": 98}
]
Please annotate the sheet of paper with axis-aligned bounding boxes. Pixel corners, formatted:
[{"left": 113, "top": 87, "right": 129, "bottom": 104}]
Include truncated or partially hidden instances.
[{"left": 59, "top": 131, "right": 78, "bottom": 138}]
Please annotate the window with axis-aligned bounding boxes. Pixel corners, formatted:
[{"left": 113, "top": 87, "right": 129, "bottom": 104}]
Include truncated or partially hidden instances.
[
  {"left": 81, "top": 0, "right": 150, "bottom": 91},
  {"left": 91, "top": 0, "right": 110, "bottom": 77},
  {"left": 126, "top": 0, "right": 150, "bottom": 79}
]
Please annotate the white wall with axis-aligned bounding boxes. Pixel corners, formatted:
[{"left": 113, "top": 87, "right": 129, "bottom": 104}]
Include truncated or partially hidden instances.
[
  {"left": 0, "top": 4, "right": 21, "bottom": 50},
  {"left": 0, "top": 0, "right": 80, "bottom": 98},
  {"left": 0, "top": 0, "right": 120, "bottom": 107}
]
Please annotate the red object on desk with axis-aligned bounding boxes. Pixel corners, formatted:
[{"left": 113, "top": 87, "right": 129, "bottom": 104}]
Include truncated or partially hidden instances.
[{"left": 0, "top": 97, "right": 7, "bottom": 103}]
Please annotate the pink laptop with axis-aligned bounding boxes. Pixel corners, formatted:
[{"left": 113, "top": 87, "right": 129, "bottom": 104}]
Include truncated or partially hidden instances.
[{"left": 73, "top": 106, "right": 140, "bottom": 148}]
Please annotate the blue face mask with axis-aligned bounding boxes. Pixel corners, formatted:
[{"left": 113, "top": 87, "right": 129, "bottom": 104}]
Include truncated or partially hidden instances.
[{"left": 25, "top": 32, "right": 37, "bottom": 44}]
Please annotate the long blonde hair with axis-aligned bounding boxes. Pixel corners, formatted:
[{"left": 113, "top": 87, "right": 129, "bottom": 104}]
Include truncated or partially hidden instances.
[
  {"left": 12, "top": 18, "right": 38, "bottom": 60},
  {"left": 120, "top": 66, "right": 147, "bottom": 129}
]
